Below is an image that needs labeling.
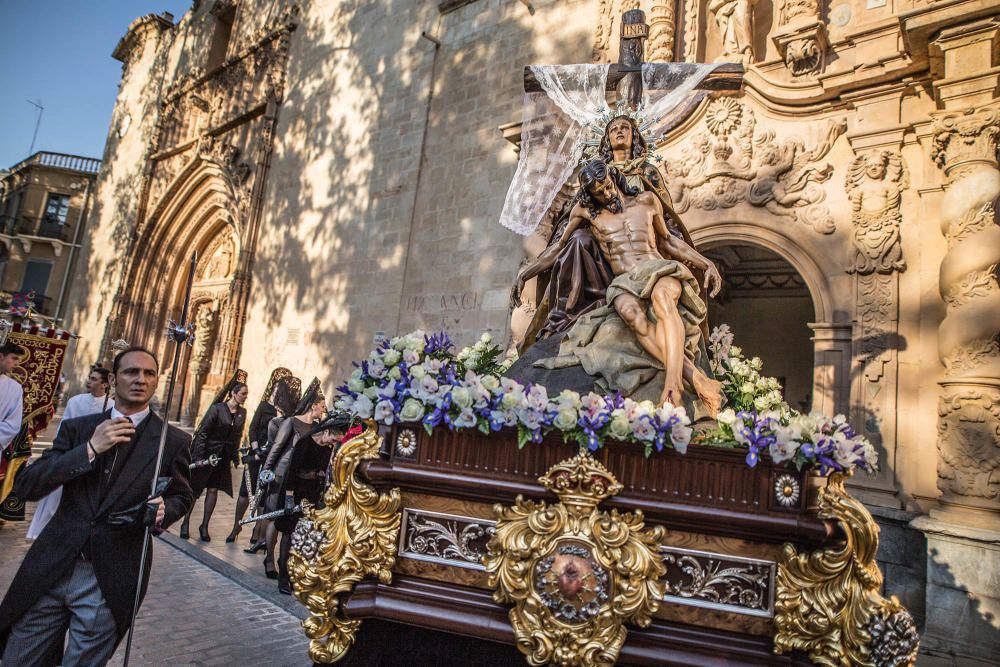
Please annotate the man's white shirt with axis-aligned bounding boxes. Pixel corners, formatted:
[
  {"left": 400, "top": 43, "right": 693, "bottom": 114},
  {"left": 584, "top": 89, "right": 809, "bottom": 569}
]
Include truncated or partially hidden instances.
[{"left": 0, "top": 374, "right": 23, "bottom": 450}]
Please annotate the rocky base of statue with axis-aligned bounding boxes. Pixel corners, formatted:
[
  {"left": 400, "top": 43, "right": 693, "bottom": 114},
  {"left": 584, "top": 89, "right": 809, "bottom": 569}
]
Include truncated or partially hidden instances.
[{"left": 507, "top": 333, "right": 717, "bottom": 422}]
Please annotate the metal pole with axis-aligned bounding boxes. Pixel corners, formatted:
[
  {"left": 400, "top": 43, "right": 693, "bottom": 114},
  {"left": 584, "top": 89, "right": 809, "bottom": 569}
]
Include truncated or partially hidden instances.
[
  {"left": 26, "top": 100, "right": 44, "bottom": 155},
  {"left": 122, "top": 251, "right": 198, "bottom": 667}
]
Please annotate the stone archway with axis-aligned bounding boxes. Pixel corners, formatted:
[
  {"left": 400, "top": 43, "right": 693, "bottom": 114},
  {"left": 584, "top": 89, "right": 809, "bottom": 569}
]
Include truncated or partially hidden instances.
[
  {"left": 703, "top": 244, "right": 816, "bottom": 411},
  {"left": 694, "top": 223, "right": 849, "bottom": 417},
  {"left": 109, "top": 158, "right": 249, "bottom": 418}
]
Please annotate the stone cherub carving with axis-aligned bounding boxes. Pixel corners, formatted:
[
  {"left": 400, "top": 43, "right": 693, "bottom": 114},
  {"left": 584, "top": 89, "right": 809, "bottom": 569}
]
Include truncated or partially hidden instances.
[
  {"left": 845, "top": 151, "right": 908, "bottom": 274},
  {"left": 666, "top": 98, "right": 846, "bottom": 234},
  {"left": 709, "top": 0, "right": 758, "bottom": 63}
]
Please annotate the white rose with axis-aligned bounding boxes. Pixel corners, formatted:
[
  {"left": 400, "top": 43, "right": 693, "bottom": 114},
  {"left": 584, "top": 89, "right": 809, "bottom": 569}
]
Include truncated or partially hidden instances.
[
  {"left": 553, "top": 407, "right": 578, "bottom": 431},
  {"left": 481, "top": 375, "right": 500, "bottom": 392},
  {"left": 451, "top": 386, "right": 473, "bottom": 409},
  {"left": 399, "top": 398, "right": 424, "bottom": 422},
  {"left": 383, "top": 349, "right": 401, "bottom": 366},
  {"left": 347, "top": 376, "right": 365, "bottom": 392},
  {"left": 410, "top": 364, "right": 426, "bottom": 380},
  {"left": 608, "top": 414, "right": 630, "bottom": 441}
]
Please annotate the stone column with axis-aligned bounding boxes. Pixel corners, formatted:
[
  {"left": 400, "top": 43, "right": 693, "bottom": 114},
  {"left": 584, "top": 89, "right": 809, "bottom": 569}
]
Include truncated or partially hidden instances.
[
  {"left": 910, "top": 20, "right": 1000, "bottom": 664},
  {"left": 808, "top": 322, "right": 851, "bottom": 417},
  {"left": 929, "top": 103, "right": 1000, "bottom": 526}
]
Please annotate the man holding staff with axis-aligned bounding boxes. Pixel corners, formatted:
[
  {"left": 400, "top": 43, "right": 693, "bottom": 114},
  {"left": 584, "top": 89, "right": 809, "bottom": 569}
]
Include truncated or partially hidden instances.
[{"left": 0, "top": 347, "right": 193, "bottom": 666}]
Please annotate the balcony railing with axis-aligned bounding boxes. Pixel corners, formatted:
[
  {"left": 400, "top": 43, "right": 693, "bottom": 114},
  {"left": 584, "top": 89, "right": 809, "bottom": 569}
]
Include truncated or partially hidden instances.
[{"left": 7, "top": 152, "right": 101, "bottom": 175}]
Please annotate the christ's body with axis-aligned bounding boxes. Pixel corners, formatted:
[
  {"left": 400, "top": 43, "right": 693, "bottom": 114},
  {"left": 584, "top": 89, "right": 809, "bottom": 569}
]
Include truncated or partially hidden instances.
[{"left": 515, "top": 160, "right": 724, "bottom": 414}]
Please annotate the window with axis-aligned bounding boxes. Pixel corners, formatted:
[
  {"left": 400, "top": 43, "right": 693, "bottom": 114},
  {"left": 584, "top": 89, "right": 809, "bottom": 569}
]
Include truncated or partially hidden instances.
[
  {"left": 43, "top": 193, "right": 70, "bottom": 225},
  {"left": 20, "top": 260, "right": 53, "bottom": 300}
]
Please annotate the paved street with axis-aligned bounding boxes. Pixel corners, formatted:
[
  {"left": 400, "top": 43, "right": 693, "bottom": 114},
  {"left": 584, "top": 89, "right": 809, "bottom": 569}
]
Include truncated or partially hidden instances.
[{"left": 1, "top": 413, "right": 315, "bottom": 666}]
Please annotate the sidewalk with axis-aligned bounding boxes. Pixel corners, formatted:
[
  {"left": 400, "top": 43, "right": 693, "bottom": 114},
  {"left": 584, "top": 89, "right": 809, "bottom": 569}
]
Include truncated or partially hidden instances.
[
  {"left": 0, "top": 502, "right": 310, "bottom": 666},
  {"left": 1, "top": 414, "right": 314, "bottom": 665}
]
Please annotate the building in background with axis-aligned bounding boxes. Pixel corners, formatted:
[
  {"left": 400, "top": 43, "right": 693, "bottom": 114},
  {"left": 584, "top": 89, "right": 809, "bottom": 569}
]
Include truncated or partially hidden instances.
[
  {"left": 60, "top": 2, "right": 1000, "bottom": 662},
  {"left": 0, "top": 151, "right": 99, "bottom": 321}
]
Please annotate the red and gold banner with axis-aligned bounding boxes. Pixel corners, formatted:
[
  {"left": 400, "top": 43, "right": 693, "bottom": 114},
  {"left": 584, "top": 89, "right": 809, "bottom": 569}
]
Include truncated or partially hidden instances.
[{"left": 0, "top": 323, "right": 72, "bottom": 520}]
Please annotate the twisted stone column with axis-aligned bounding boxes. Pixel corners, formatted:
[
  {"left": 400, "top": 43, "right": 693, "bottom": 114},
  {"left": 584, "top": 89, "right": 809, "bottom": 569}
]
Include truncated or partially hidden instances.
[
  {"left": 931, "top": 103, "right": 1000, "bottom": 521},
  {"left": 647, "top": 2, "right": 676, "bottom": 62}
]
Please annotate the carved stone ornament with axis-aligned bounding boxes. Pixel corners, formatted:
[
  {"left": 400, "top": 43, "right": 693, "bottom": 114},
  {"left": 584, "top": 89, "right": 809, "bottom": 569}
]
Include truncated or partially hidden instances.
[
  {"left": 937, "top": 384, "right": 1000, "bottom": 501},
  {"left": 709, "top": 0, "right": 758, "bottom": 63},
  {"left": 774, "top": 472, "right": 919, "bottom": 666},
  {"left": 665, "top": 98, "right": 846, "bottom": 233},
  {"left": 845, "top": 150, "right": 908, "bottom": 275},
  {"left": 772, "top": 0, "right": 827, "bottom": 76},
  {"left": 484, "top": 453, "right": 666, "bottom": 667},
  {"left": 287, "top": 422, "right": 401, "bottom": 664}
]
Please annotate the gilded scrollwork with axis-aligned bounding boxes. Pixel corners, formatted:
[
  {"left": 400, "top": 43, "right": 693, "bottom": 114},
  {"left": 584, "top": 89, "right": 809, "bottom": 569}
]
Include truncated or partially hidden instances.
[
  {"left": 665, "top": 98, "right": 845, "bottom": 233},
  {"left": 663, "top": 549, "right": 772, "bottom": 614},
  {"left": 287, "top": 422, "right": 401, "bottom": 664},
  {"left": 774, "top": 472, "right": 919, "bottom": 666},
  {"left": 400, "top": 509, "right": 494, "bottom": 567},
  {"left": 484, "top": 453, "right": 665, "bottom": 667}
]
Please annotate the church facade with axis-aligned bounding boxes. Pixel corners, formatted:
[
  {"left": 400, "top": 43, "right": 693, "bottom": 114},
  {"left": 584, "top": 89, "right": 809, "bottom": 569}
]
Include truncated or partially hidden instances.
[{"left": 63, "top": 0, "right": 1000, "bottom": 660}]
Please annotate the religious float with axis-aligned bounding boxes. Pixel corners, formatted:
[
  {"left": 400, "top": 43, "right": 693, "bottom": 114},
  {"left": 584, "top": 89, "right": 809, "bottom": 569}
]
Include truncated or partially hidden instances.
[{"left": 286, "top": 11, "right": 920, "bottom": 667}]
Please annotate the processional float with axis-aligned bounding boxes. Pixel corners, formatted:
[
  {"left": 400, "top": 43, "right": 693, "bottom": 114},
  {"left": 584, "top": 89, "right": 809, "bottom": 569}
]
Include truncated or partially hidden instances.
[{"left": 286, "top": 11, "right": 919, "bottom": 667}]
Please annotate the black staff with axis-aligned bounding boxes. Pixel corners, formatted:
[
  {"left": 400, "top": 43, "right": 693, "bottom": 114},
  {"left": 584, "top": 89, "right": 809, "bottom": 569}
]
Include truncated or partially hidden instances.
[{"left": 121, "top": 252, "right": 197, "bottom": 667}]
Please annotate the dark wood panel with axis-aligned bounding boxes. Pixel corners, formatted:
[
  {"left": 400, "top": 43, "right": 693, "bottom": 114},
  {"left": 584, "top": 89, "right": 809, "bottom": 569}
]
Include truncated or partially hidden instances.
[{"left": 343, "top": 575, "right": 810, "bottom": 666}]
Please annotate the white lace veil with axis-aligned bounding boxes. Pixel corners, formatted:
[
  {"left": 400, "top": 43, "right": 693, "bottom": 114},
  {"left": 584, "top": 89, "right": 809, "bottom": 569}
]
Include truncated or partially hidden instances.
[{"left": 498, "top": 62, "right": 719, "bottom": 236}]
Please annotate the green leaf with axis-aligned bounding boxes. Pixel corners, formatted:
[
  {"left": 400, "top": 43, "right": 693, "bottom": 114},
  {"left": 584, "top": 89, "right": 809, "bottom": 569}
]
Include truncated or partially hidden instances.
[{"left": 516, "top": 427, "right": 531, "bottom": 450}]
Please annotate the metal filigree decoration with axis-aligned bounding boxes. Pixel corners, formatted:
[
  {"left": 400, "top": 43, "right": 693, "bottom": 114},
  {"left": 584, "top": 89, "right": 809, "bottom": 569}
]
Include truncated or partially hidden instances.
[
  {"left": 395, "top": 428, "right": 418, "bottom": 457},
  {"left": 774, "top": 473, "right": 801, "bottom": 508},
  {"left": 287, "top": 421, "right": 401, "bottom": 664},
  {"left": 291, "top": 516, "right": 326, "bottom": 561},
  {"left": 484, "top": 453, "right": 666, "bottom": 667},
  {"left": 400, "top": 509, "right": 495, "bottom": 569},
  {"left": 774, "top": 472, "right": 919, "bottom": 666},
  {"left": 662, "top": 547, "right": 773, "bottom": 616}
]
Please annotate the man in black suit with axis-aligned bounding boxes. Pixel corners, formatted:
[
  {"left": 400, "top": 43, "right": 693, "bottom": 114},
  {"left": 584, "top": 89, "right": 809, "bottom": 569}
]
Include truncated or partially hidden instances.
[{"left": 0, "top": 347, "right": 193, "bottom": 666}]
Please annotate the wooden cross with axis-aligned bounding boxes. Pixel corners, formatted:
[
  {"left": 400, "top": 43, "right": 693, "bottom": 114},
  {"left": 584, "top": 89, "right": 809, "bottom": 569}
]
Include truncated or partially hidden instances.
[{"left": 524, "top": 10, "right": 743, "bottom": 107}]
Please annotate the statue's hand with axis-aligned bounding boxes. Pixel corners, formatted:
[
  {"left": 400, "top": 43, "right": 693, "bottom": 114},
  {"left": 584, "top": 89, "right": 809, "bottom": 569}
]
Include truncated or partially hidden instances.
[
  {"left": 704, "top": 264, "right": 723, "bottom": 298},
  {"left": 511, "top": 274, "right": 527, "bottom": 308}
]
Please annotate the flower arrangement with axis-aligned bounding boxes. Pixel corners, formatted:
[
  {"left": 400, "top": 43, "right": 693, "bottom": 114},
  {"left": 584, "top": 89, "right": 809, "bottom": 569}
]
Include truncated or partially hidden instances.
[
  {"left": 701, "top": 325, "right": 877, "bottom": 474},
  {"left": 334, "top": 328, "right": 877, "bottom": 476},
  {"left": 334, "top": 331, "right": 692, "bottom": 456},
  {"left": 708, "top": 324, "right": 785, "bottom": 414}
]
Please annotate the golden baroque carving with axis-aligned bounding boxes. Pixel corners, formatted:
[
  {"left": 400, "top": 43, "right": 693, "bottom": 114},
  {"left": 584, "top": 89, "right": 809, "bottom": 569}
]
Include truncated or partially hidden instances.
[
  {"left": 774, "top": 472, "right": 920, "bottom": 666},
  {"left": 845, "top": 150, "right": 908, "bottom": 275},
  {"left": 484, "top": 453, "right": 666, "bottom": 667},
  {"left": 287, "top": 423, "right": 401, "bottom": 664},
  {"left": 665, "top": 98, "right": 846, "bottom": 233},
  {"left": 931, "top": 104, "right": 1000, "bottom": 176},
  {"left": 938, "top": 384, "right": 1000, "bottom": 500}
]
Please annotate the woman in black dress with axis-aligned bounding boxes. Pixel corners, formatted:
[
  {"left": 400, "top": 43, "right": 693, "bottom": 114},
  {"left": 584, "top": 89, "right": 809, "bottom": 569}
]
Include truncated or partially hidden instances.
[
  {"left": 228, "top": 367, "right": 293, "bottom": 545},
  {"left": 179, "top": 381, "right": 249, "bottom": 541}
]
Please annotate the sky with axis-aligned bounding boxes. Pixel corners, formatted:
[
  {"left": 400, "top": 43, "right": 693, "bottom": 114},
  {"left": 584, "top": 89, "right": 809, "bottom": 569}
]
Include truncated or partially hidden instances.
[{"left": 0, "top": 1, "right": 192, "bottom": 169}]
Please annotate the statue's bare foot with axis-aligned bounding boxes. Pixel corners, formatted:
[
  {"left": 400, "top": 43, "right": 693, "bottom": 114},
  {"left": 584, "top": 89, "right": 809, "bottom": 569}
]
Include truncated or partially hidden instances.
[
  {"left": 691, "top": 372, "right": 725, "bottom": 419},
  {"left": 660, "top": 384, "right": 684, "bottom": 407}
]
